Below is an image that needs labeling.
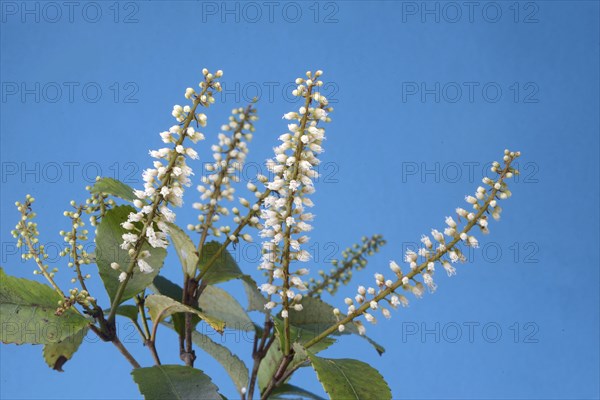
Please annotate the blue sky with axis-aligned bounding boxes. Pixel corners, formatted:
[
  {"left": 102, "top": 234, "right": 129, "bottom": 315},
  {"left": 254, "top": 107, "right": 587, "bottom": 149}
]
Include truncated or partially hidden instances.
[{"left": 1, "top": 1, "right": 599, "bottom": 399}]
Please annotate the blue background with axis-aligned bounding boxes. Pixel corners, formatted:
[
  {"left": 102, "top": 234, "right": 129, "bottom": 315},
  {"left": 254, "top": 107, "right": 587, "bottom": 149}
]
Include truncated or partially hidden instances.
[{"left": 1, "top": 1, "right": 599, "bottom": 399}]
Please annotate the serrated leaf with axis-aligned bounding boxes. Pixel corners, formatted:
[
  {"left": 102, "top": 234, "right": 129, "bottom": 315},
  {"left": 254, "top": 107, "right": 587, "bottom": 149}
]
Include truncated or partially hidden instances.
[
  {"left": 90, "top": 177, "right": 137, "bottom": 202},
  {"left": 304, "top": 348, "right": 391, "bottom": 400},
  {"left": 163, "top": 322, "right": 249, "bottom": 394},
  {"left": 241, "top": 275, "right": 267, "bottom": 312},
  {"left": 0, "top": 268, "right": 89, "bottom": 345},
  {"left": 289, "top": 296, "right": 385, "bottom": 355},
  {"left": 132, "top": 365, "right": 221, "bottom": 400},
  {"left": 166, "top": 222, "right": 199, "bottom": 278},
  {"left": 96, "top": 205, "right": 166, "bottom": 305},
  {"left": 42, "top": 326, "right": 88, "bottom": 371},
  {"left": 145, "top": 294, "right": 224, "bottom": 334},
  {"left": 198, "top": 241, "right": 242, "bottom": 285},
  {"left": 270, "top": 384, "right": 326, "bottom": 400}
]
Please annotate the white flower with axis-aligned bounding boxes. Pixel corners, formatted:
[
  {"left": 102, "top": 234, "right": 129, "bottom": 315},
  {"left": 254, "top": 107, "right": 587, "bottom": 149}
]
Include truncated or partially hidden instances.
[
  {"left": 467, "top": 236, "right": 479, "bottom": 248},
  {"left": 356, "top": 323, "right": 366, "bottom": 335},
  {"left": 442, "top": 260, "right": 456, "bottom": 276},
  {"left": 260, "top": 283, "right": 277, "bottom": 295},
  {"left": 421, "top": 235, "right": 432, "bottom": 248},
  {"left": 264, "top": 301, "right": 276, "bottom": 310},
  {"left": 390, "top": 260, "right": 402, "bottom": 274},
  {"left": 110, "top": 262, "right": 120, "bottom": 270},
  {"left": 122, "top": 221, "right": 134, "bottom": 230},
  {"left": 118, "top": 272, "right": 127, "bottom": 282},
  {"left": 121, "top": 233, "right": 138, "bottom": 250},
  {"left": 137, "top": 259, "right": 154, "bottom": 274},
  {"left": 338, "top": 324, "right": 345, "bottom": 332},
  {"left": 449, "top": 250, "right": 459, "bottom": 263},
  {"left": 445, "top": 216, "right": 457, "bottom": 228},
  {"left": 423, "top": 273, "right": 437, "bottom": 292},
  {"left": 364, "top": 313, "right": 376, "bottom": 324},
  {"left": 281, "top": 310, "right": 289, "bottom": 319},
  {"left": 444, "top": 227, "right": 456, "bottom": 237},
  {"left": 296, "top": 250, "right": 311, "bottom": 262},
  {"left": 431, "top": 229, "right": 444, "bottom": 242},
  {"left": 404, "top": 250, "right": 417, "bottom": 263}
]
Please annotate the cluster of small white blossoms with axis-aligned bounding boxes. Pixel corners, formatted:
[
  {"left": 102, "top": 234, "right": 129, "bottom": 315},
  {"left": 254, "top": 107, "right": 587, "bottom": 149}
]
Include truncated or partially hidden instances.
[
  {"left": 114, "top": 69, "right": 223, "bottom": 283},
  {"left": 258, "top": 70, "right": 333, "bottom": 318},
  {"left": 58, "top": 201, "right": 94, "bottom": 284},
  {"left": 336, "top": 150, "right": 521, "bottom": 333},
  {"left": 189, "top": 105, "right": 258, "bottom": 242}
]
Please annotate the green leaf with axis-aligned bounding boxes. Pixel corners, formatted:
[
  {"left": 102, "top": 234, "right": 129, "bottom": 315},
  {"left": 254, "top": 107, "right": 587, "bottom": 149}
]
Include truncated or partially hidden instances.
[
  {"left": 289, "top": 296, "right": 385, "bottom": 355},
  {"left": 151, "top": 276, "right": 254, "bottom": 333},
  {"left": 166, "top": 222, "right": 200, "bottom": 277},
  {"left": 0, "top": 268, "right": 89, "bottom": 345},
  {"left": 241, "top": 275, "right": 267, "bottom": 312},
  {"left": 132, "top": 365, "right": 221, "bottom": 400},
  {"left": 163, "top": 322, "right": 249, "bottom": 395},
  {"left": 273, "top": 317, "right": 334, "bottom": 356},
  {"left": 198, "top": 285, "right": 254, "bottom": 332},
  {"left": 258, "top": 319, "right": 334, "bottom": 392},
  {"left": 114, "top": 305, "right": 139, "bottom": 321},
  {"left": 145, "top": 294, "right": 225, "bottom": 334},
  {"left": 150, "top": 276, "right": 199, "bottom": 336},
  {"left": 257, "top": 337, "right": 285, "bottom": 392},
  {"left": 304, "top": 348, "right": 391, "bottom": 400},
  {"left": 96, "top": 205, "right": 166, "bottom": 305},
  {"left": 270, "top": 384, "right": 326, "bottom": 400},
  {"left": 198, "top": 241, "right": 242, "bottom": 285},
  {"left": 42, "top": 326, "right": 88, "bottom": 371},
  {"left": 90, "top": 177, "right": 137, "bottom": 202},
  {"left": 151, "top": 275, "right": 184, "bottom": 300}
]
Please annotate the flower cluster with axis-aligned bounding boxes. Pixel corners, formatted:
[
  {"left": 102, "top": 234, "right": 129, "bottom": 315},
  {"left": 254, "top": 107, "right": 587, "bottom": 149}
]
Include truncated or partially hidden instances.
[
  {"left": 116, "top": 69, "right": 222, "bottom": 282},
  {"left": 338, "top": 150, "right": 521, "bottom": 332},
  {"left": 190, "top": 105, "right": 258, "bottom": 243},
  {"left": 84, "top": 181, "right": 116, "bottom": 228},
  {"left": 11, "top": 196, "right": 51, "bottom": 273},
  {"left": 307, "top": 235, "right": 387, "bottom": 298},
  {"left": 58, "top": 201, "right": 94, "bottom": 285},
  {"left": 11, "top": 196, "right": 96, "bottom": 312},
  {"left": 258, "top": 70, "right": 333, "bottom": 318}
]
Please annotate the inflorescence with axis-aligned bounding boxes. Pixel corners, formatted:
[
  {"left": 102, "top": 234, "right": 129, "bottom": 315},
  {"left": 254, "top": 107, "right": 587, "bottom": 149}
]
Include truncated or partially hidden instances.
[{"left": 335, "top": 150, "right": 521, "bottom": 333}]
